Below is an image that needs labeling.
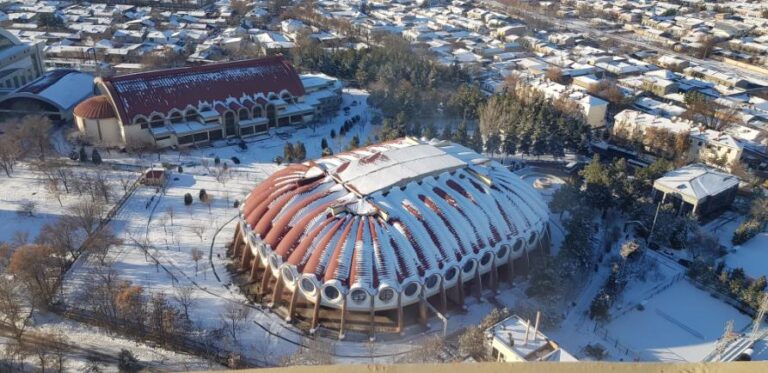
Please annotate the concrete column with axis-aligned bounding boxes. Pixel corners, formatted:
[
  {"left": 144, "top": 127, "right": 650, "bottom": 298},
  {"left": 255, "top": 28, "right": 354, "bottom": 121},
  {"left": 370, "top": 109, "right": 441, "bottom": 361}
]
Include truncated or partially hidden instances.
[
  {"left": 339, "top": 297, "right": 348, "bottom": 340},
  {"left": 369, "top": 295, "right": 376, "bottom": 341},
  {"left": 249, "top": 257, "right": 260, "bottom": 282},
  {"left": 439, "top": 280, "right": 448, "bottom": 314},
  {"left": 473, "top": 267, "right": 483, "bottom": 300},
  {"left": 286, "top": 288, "right": 299, "bottom": 322},
  {"left": 269, "top": 272, "right": 284, "bottom": 308},
  {"left": 396, "top": 294, "right": 404, "bottom": 334},
  {"left": 491, "top": 257, "right": 499, "bottom": 292},
  {"left": 418, "top": 294, "right": 428, "bottom": 328},
  {"left": 457, "top": 271, "right": 465, "bottom": 309},
  {"left": 259, "top": 267, "right": 272, "bottom": 295},
  {"left": 310, "top": 292, "right": 321, "bottom": 333}
]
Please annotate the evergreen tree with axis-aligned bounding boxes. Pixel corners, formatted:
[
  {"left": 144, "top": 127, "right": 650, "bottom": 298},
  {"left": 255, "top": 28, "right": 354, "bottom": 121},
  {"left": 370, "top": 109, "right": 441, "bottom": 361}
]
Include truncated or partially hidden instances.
[
  {"left": 91, "top": 149, "right": 102, "bottom": 165},
  {"left": 485, "top": 133, "right": 501, "bottom": 157},
  {"left": 330, "top": 129, "right": 336, "bottom": 139},
  {"left": 348, "top": 135, "right": 360, "bottom": 150},
  {"left": 321, "top": 137, "right": 328, "bottom": 150},
  {"left": 423, "top": 122, "right": 437, "bottom": 139},
  {"left": 452, "top": 121, "right": 469, "bottom": 146},
  {"left": 293, "top": 142, "right": 307, "bottom": 161},
  {"left": 502, "top": 134, "right": 517, "bottom": 158},
  {"left": 283, "top": 142, "right": 295, "bottom": 163},
  {"left": 79, "top": 147, "right": 88, "bottom": 162},
  {"left": 469, "top": 130, "right": 483, "bottom": 153},
  {"left": 439, "top": 125, "right": 453, "bottom": 141}
]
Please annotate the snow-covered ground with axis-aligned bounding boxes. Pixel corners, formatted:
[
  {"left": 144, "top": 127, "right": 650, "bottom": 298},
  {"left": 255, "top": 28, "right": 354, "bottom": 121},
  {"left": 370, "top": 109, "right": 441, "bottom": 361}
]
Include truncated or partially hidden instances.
[
  {"left": 0, "top": 162, "right": 138, "bottom": 243},
  {"left": 603, "top": 280, "right": 752, "bottom": 362},
  {"left": 725, "top": 233, "right": 768, "bottom": 280}
]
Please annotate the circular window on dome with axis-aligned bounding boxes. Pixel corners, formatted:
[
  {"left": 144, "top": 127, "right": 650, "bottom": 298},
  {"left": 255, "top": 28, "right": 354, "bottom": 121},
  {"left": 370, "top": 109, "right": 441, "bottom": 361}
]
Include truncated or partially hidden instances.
[
  {"left": 301, "top": 278, "right": 315, "bottom": 293},
  {"left": 480, "top": 252, "right": 492, "bottom": 266},
  {"left": 528, "top": 232, "right": 537, "bottom": 245},
  {"left": 498, "top": 244, "right": 509, "bottom": 258},
  {"left": 425, "top": 274, "right": 439, "bottom": 289},
  {"left": 379, "top": 288, "right": 395, "bottom": 302},
  {"left": 513, "top": 239, "right": 523, "bottom": 252},
  {"left": 350, "top": 289, "right": 367, "bottom": 304},
  {"left": 282, "top": 268, "right": 294, "bottom": 282},
  {"left": 445, "top": 267, "right": 457, "bottom": 281},
  {"left": 323, "top": 286, "right": 340, "bottom": 300},
  {"left": 404, "top": 283, "right": 419, "bottom": 297},
  {"left": 463, "top": 260, "right": 474, "bottom": 274}
]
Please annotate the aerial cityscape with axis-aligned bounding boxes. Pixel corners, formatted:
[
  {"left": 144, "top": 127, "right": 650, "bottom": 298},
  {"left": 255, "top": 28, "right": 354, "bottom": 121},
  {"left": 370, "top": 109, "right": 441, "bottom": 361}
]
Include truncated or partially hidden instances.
[{"left": 0, "top": 0, "right": 768, "bottom": 371}]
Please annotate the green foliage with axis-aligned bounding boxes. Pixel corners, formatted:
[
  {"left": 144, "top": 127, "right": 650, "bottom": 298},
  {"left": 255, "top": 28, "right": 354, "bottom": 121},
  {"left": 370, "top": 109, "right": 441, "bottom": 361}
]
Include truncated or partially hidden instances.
[
  {"left": 479, "top": 89, "right": 591, "bottom": 158},
  {"left": 91, "top": 149, "right": 102, "bottom": 165},
  {"left": 589, "top": 290, "right": 611, "bottom": 321},
  {"left": 732, "top": 219, "right": 762, "bottom": 245},
  {"left": 446, "top": 84, "right": 486, "bottom": 119},
  {"left": 292, "top": 141, "right": 307, "bottom": 161},
  {"left": 183, "top": 193, "right": 193, "bottom": 206},
  {"left": 688, "top": 260, "right": 768, "bottom": 311},
  {"left": 548, "top": 184, "right": 581, "bottom": 216},
  {"left": 283, "top": 142, "right": 295, "bottom": 163},
  {"left": 347, "top": 136, "right": 360, "bottom": 150}
]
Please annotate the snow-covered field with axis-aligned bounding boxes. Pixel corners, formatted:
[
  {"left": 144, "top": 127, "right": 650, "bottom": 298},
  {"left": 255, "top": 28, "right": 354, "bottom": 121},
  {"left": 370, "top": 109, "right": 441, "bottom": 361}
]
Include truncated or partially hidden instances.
[
  {"left": 0, "top": 162, "right": 138, "bottom": 243},
  {"left": 725, "top": 233, "right": 768, "bottom": 280},
  {"left": 604, "top": 280, "right": 752, "bottom": 362}
]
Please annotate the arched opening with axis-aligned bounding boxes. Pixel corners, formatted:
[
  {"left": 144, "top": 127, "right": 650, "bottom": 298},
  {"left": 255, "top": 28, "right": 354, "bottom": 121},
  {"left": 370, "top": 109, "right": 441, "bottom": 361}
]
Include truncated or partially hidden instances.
[
  {"left": 266, "top": 104, "right": 276, "bottom": 128},
  {"left": 149, "top": 114, "right": 164, "bottom": 128},
  {"left": 185, "top": 109, "right": 199, "bottom": 122},
  {"left": 238, "top": 108, "right": 249, "bottom": 122},
  {"left": 169, "top": 111, "right": 183, "bottom": 124},
  {"left": 134, "top": 117, "right": 148, "bottom": 129},
  {"left": 253, "top": 106, "right": 263, "bottom": 118},
  {"left": 224, "top": 111, "right": 236, "bottom": 137}
]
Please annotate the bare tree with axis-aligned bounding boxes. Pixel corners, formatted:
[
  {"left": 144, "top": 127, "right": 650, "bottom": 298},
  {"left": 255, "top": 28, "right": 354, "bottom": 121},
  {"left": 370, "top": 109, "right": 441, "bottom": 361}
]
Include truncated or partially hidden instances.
[
  {"left": 221, "top": 302, "right": 250, "bottom": 342},
  {"left": 190, "top": 248, "right": 204, "bottom": 276},
  {"left": 0, "top": 132, "right": 22, "bottom": 177},
  {"left": 192, "top": 223, "right": 206, "bottom": 242},
  {"left": 172, "top": 284, "right": 196, "bottom": 320},
  {"left": 18, "top": 115, "right": 53, "bottom": 161},
  {"left": 16, "top": 200, "right": 37, "bottom": 217},
  {"left": 8, "top": 244, "right": 66, "bottom": 308},
  {"left": 166, "top": 206, "right": 175, "bottom": 226},
  {"left": 0, "top": 276, "right": 33, "bottom": 340},
  {"left": 66, "top": 200, "right": 105, "bottom": 236}
]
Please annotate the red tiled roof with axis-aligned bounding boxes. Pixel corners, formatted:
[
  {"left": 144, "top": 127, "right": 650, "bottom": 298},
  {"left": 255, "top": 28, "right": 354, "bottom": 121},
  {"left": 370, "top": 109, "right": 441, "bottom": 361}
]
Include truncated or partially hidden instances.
[
  {"left": 73, "top": 95, "right": 116, "bottom": 119},
  {"left": 100, "top": 56, "right": 305, "bottom": 124}
]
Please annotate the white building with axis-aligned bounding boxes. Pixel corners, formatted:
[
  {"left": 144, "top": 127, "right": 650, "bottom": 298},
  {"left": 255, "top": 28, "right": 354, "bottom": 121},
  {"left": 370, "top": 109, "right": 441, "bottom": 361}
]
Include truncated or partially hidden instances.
[
  {"left": 0, "top": 28, "right": 45, "bottom": 97},
  {"left": 487, "top": 314, "right": 577, "bottom": 362}
]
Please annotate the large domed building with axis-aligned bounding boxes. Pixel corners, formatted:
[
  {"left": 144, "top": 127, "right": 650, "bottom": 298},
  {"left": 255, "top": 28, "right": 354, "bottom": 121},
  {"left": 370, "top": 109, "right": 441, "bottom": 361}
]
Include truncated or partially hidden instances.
[{"left": 230, "top": 138, "right": 550, "bottom": 337}]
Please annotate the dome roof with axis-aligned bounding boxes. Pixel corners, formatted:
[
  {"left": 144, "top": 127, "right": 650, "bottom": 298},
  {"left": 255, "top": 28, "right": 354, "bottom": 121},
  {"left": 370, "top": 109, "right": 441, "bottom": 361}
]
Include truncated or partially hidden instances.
[
  {"left": 73, "top": 95, "right": 115, "bottom": 119},
  {"left": 239, "top": 139, "right": 549, "bottom": 310}
]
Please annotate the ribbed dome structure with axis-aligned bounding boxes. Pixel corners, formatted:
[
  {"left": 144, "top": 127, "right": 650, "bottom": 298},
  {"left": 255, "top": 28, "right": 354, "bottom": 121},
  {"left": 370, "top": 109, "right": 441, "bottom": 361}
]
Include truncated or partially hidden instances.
[
  {"left": 231, "top": 138, "right": 549, "bottom": 328},
  {"left": 73, "top": 95, "right": 115, "bottom": 119}
]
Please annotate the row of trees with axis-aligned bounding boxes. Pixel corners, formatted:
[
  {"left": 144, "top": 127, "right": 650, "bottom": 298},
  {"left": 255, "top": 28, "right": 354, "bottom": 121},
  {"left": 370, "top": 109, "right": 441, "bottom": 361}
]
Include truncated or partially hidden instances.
[
  {"left": 688, "top": 261, "right": 768, "bottom": 311},
  {"left": 732, "top": 197, "right": 767, "bottom": 245},
  {"left": 479, "top": 83, "right": 592, "bottom": 158},
  {"left": 0, "top": 115, "right": 53, "bottom": 177}
]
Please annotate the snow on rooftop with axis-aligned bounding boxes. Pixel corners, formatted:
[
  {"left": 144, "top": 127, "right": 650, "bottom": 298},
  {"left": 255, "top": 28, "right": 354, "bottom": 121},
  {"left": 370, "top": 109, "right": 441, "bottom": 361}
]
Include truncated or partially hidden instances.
[
  {"left": 653, "top": 164, "right": 739, "bottom": 202},
  {"left": 333, "top": 143, "right": 469, "bottom": 196}
]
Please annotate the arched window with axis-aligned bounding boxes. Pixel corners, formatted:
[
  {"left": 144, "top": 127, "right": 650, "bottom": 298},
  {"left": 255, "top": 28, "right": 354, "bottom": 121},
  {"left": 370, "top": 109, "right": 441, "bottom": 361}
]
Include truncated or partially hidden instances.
[
  {"left": 150, "top": 115, "right": 164, "bottom": 128},
  {"left": 239, "top": 109, "right": 249, "bottom": 121},
  {"left": 185, "top": 109, "right": 199, "bottom": 122},
  {"left": 169, "top": 111, "right": 183, "bottom": 124},
  {"left": 135, "top": 117, "right": 148, "bottom": 129},
  {"left": 253, "top": 106, "right": 263, "bottom": 118}
]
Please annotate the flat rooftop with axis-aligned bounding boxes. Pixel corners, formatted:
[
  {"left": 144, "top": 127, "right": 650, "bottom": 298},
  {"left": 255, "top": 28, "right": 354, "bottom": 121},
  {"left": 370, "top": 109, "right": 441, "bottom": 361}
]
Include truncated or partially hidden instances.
[{"left": 331, "top": 143, "right": 468, "bottom": 196}]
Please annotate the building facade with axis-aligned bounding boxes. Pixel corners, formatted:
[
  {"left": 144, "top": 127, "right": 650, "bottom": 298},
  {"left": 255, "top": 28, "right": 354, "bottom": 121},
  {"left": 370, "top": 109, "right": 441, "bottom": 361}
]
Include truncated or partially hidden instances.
[
  {"left": 73, "top": 56, "right": 341, "bottom": 148},
  {"left": 230, "top": 138, "right": 551, "bottom": 337},
  {"left": 0, "top": 29, "right": 45, "bottom": 97}
]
